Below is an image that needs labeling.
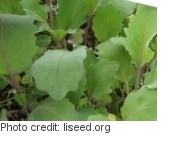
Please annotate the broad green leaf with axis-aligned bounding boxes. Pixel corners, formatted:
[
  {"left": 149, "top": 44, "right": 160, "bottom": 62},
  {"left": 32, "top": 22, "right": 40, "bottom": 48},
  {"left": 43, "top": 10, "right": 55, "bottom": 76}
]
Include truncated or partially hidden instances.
[
  {"left": 0, "top": 109, "right": 8, "bottom": 121},
  {"left": 84, "top": 0, "right": 102, "bottom": 15},
  {"left": 29, "top": 98, "right": 78, "bottom": 120},
  {"left": 92, "top": 4, "right": 123, "bottom": 42},
  {"left": 121, "top": 86, "right": 157, "bottom": 121},
  {"left": 102, "top": 0, "right": 136, "bottom": 17},
  {"left": 88, "top": 114, "right": 109, "bottom": 121},
  {"left": 21, "top": 0, "right": 49, "bottom": 21},
  {"left": 97, "top": 37, "right": 133, "bottom": 83},
  {"left": 21, "top": 0, "right": 51, "bottom": 33},
  {"left": 0, "top": 14, "right": 38, "bottom": 75},
  {"left": 0, "top": 0, "right": 24, "bottom": 14},
  {"left": 56, "top": 0, "right": 87, "bottom": 30},
  {"left": 86, "top": 59, "right": 119, "bottom": 99},
  {"left": 124, "top": 5, "right": 157, "bottom": 67},
  {"left": 31, "top": 47, "right": 87, "bottom": 100}
]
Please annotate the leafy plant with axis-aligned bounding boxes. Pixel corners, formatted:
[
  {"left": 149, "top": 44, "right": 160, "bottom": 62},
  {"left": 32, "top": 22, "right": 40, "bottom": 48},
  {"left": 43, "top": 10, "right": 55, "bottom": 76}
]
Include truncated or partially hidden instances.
[{"left": 0, "top": 0, "right": 157, "bottom": 121}]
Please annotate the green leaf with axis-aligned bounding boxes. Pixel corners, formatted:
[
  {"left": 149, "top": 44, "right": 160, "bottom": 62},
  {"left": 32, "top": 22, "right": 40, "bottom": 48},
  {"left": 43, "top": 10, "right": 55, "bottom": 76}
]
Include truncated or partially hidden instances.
[
  {"left": 14, "top": 93, "right": 27, "bottom": 107},
  {"left": 124, "top": 5, "right": 157, "bottom": 67},
  {"left": 103, "top": 0, "right": 136, "bottom": 17},
  {"left": 0, "top": 109, "right": 8, "bottom": 121},
  {"left": 21, "top": 70, "right": 32, "bottom": 84},
  {"left": 29, "top": 98, "right": 78, "bottom": 121},
  {"left": 97, "top": 37, "right": 133, "bottom": 83},
  {"left": 0, "top": 0, "right": 24, "bottom": 14},
  {"left": 149, "top": 36, "right": 157, "bottom": 53},
  {"left": 21, "top": 0, "right": 51, "bottom": 33},
  {"left": 86, "top": 59, "right": 119, "bottom": 99},
  {"left": 21, "top": 0, "right": 49, "bottom": 21},
  {"left": 56, "top": 0, "right": 87, "bottom": 30},
  {"left": 144, "top": 65, "right": 157, "bottom": 89},
  {"left": 36, "top": 35, "right": 51, "bottom": 48},
  {"left": 92, "top": 4, "right": 124, "bottom": 42},
  {"left": 31, "top": 47, "right": 87, "bottom": 101},
  {"left": 0, "top": 76, "right": 8, "bottom": 90},
  {"left": 88, "top": 114, "right": 109, "bottom": 121},
  {"left": 121, "top": 86, "right": 157, "bottom": 121},
  {"left": 67, "top": 75, "right": 86, "bottom": 105},
  {"left": 84, "top": 0, "right": 102, "bottom": 15},
  {"left": 78, "top": 107, "right": 98, "bottom": 120},
  {"left": 0, "top": 14, "right": 38, "bottom": 75}
]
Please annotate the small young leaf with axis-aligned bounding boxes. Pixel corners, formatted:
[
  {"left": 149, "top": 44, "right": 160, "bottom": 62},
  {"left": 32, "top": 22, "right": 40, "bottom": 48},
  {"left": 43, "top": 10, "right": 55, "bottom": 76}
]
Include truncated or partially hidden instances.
[
  {"left": 14, "top": 93, "right": 27, "bottom": 107},
  {"left": 31, "top": 47, "right": 87, "bottom": 100}
]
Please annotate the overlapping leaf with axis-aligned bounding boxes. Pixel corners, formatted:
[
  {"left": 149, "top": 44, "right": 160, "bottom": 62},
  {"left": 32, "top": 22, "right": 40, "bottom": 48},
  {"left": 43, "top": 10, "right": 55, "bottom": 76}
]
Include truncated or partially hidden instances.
[
  {"left": 29, "top": 99, "right": 78, "bottom": 120},
  {"left": 92, "top": 4, "right": 123, "bottom": 42},
  {"left": 0, "top": 14, "right": 38, "bottom": 75},
  {"left": 84, "top": 0, "right": 102, "bottom": 16},
  {"left": 0, "top": 0, "right": 24, "bottom": 14},
  {"left": 124, "top": 5, "right": 157, "bottom": 67},
  {"left": 86, "top": 59, "right": 119, "bottom": 99},
  {"left": 121, "top": 86, "right": 157, "bottom": 120},
  {"left": 31, "top": 47, "right": 87, "bottom": 100},
  {"left": 102, "top": 0, "right": 136, "bottom": 17},
  {"left": 56, "top": 0, "right": 87, "bottom": 30},
  {"left": 97, "top": 37, "right": 133, "bottom": 83},
  {"left": 144, "top": 65, "right": 157, "bottom": 89},
  {"left": 21, "top": 0, "right": 49, "bottom": 21}
]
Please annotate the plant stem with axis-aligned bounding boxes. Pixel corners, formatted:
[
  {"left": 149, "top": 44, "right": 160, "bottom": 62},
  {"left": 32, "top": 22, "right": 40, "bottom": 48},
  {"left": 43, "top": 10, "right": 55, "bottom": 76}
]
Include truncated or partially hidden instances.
[
  {"left": 83, "top": 14, "right": 92, "bottom": 46},
  {"left": 125, "top": 80, "right": 129, "bottom": 95},
  {"left": 135, "top": 66, "right": 142, "bottom": 90},
  {"left": 0, "top": 97, "right": 15, "bottom": 104},
  {"left": 47, "top": 0, "right": 54, "bottom": 29}
]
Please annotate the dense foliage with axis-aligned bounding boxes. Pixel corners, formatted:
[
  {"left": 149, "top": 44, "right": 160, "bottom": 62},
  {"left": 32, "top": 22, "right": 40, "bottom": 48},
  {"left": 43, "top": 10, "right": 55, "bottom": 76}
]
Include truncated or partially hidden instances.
[{"left": 0, "top": 0, "right": 157, "bottom": 121}]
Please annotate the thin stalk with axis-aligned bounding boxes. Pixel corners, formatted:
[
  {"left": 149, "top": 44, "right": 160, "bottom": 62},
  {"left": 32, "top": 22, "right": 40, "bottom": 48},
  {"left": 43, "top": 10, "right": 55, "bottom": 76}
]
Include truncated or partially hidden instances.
[
  {"left": 0, "top": 97, "right": 15, "bottom": 104},
  {"left": 135, "top": 66, "right": 142, "bottom": 90},
  {"left": 83, "top": 14, "right": 93, "bottom": 46},
  {"left": 46, "top": 0, "right": 54, "bottom": 29},
  {"left": 125, "top": 80, "right": 129, "bottom": 96}
]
